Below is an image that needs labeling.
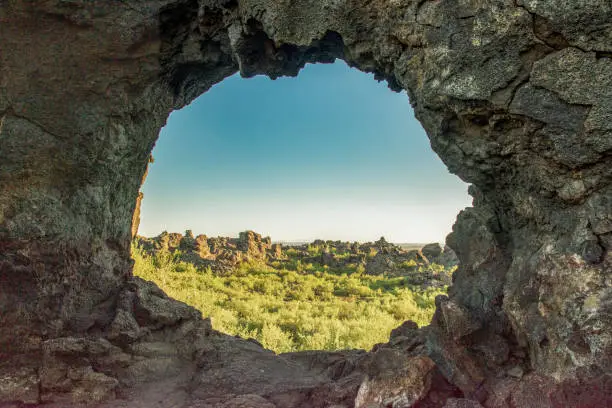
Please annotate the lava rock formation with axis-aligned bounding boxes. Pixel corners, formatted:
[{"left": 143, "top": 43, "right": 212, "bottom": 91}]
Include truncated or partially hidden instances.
[{"left": 0, "top": 0, "right": 610, "bottom": 406}]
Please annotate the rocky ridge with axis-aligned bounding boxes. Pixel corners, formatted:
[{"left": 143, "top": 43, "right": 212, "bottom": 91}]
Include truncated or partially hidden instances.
[
  {"left": 135, "top": 231, "right": 458, "bottom": 286},
  {"left": 136, "top": 230, "right": 280, "bottom": 271}
]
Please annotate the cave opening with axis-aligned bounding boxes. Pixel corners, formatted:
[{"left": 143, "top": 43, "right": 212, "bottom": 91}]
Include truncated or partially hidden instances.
[
  {"left": 133, "top": 59, "right": 471, "bottom": 353},
  {"left": 1, "top": 1, "right": 610, "bottom": 405}
]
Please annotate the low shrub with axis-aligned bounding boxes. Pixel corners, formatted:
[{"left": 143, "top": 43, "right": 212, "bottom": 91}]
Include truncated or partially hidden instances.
[{"left": 132, "top": 244, "right": 445, "bottom": 353}]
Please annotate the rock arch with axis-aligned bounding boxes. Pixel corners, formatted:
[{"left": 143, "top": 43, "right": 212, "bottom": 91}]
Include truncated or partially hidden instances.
[{"left": 0, "top": 0, "right": 610, "bottom": 406}]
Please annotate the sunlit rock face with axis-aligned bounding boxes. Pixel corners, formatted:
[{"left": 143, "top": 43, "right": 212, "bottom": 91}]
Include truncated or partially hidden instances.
[{"left": 0, "top": 0, "right": 610, "bottom": 406}]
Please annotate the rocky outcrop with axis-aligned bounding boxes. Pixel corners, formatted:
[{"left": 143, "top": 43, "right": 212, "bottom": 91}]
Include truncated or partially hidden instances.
[
  {"left": 0, "top": 0, "right": 610, "bottom": 406},
  {"left": 136, "top": 230, "right": 279, "bottom": 271},
  {"left": 136, "top": 230, "right": 456, "bottom": 286},
  {"left": 285, "top": 237, "right": 457, "bottom": 270},
  {"left": 361, "top": 239, "right": 457, "bottom": 285},
  {"left": 421, "top": 243, "right": 443, "bottom": 261},
  {"left": 131, "top": 155, "right": 154, "bottom": 238}
]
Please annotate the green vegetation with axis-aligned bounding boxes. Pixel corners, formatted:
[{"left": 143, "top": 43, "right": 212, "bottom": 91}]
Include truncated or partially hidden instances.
[{"left": 132, "top": 245, "right": 446, "bottom": 353}]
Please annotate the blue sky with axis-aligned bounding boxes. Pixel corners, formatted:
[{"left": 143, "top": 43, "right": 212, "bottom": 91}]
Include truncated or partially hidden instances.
[{"left": 139, "top": 60, "right": 471, "bottom": 243}]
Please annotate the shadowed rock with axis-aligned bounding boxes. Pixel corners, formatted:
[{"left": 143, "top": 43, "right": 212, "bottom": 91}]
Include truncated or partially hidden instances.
[{"left": 0, "top": 0, "right": 610, "bottom": 406}]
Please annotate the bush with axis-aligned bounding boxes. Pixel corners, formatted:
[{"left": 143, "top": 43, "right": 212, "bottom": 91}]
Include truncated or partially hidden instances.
[{"left": 131, "top": 244, "right": 446, "bottom": 353}]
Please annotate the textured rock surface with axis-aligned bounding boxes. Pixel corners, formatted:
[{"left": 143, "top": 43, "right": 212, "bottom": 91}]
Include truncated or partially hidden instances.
[
  {"left": 136, "top": 230, "right": 456, "bottom": 284},
  {"left": 0, "top": 0, "right": 610, "bottom": 406},
  {"left": 136, "top": 230, "right": 278, "bottom": 271}
]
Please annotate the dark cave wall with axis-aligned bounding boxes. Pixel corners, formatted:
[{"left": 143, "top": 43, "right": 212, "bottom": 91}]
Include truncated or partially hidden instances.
[{"left": 0, "top": 0, "right": 610, "bottom": 406}]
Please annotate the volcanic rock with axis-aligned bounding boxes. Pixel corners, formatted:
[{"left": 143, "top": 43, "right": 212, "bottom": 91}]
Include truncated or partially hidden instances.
[{"left": 0, "top": 0, "right": 610, "bottom": 406}]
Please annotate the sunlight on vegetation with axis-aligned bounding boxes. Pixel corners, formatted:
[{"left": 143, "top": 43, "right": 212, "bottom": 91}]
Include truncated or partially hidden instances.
[{"left": 132, "top": 245, "right": 446, "bottom": 353}]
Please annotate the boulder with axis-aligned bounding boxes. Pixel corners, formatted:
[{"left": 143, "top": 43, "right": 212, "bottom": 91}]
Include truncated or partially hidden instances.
[{"left": 421, "top": 243, "right": 443, "bottom": 261}]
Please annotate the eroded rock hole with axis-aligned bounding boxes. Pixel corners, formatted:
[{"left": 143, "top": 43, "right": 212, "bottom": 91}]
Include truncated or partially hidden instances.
[
  {"left": 133, "top": 60, "right": 471, "bottom": 353},
  {"left": 2, "top": 1, "right": 610, "bottom": 405}
]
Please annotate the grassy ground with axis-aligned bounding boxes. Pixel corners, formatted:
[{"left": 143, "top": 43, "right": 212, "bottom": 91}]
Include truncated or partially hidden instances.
[{"left": 132, "top": 245, "right": 446, "bottom": 353}]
